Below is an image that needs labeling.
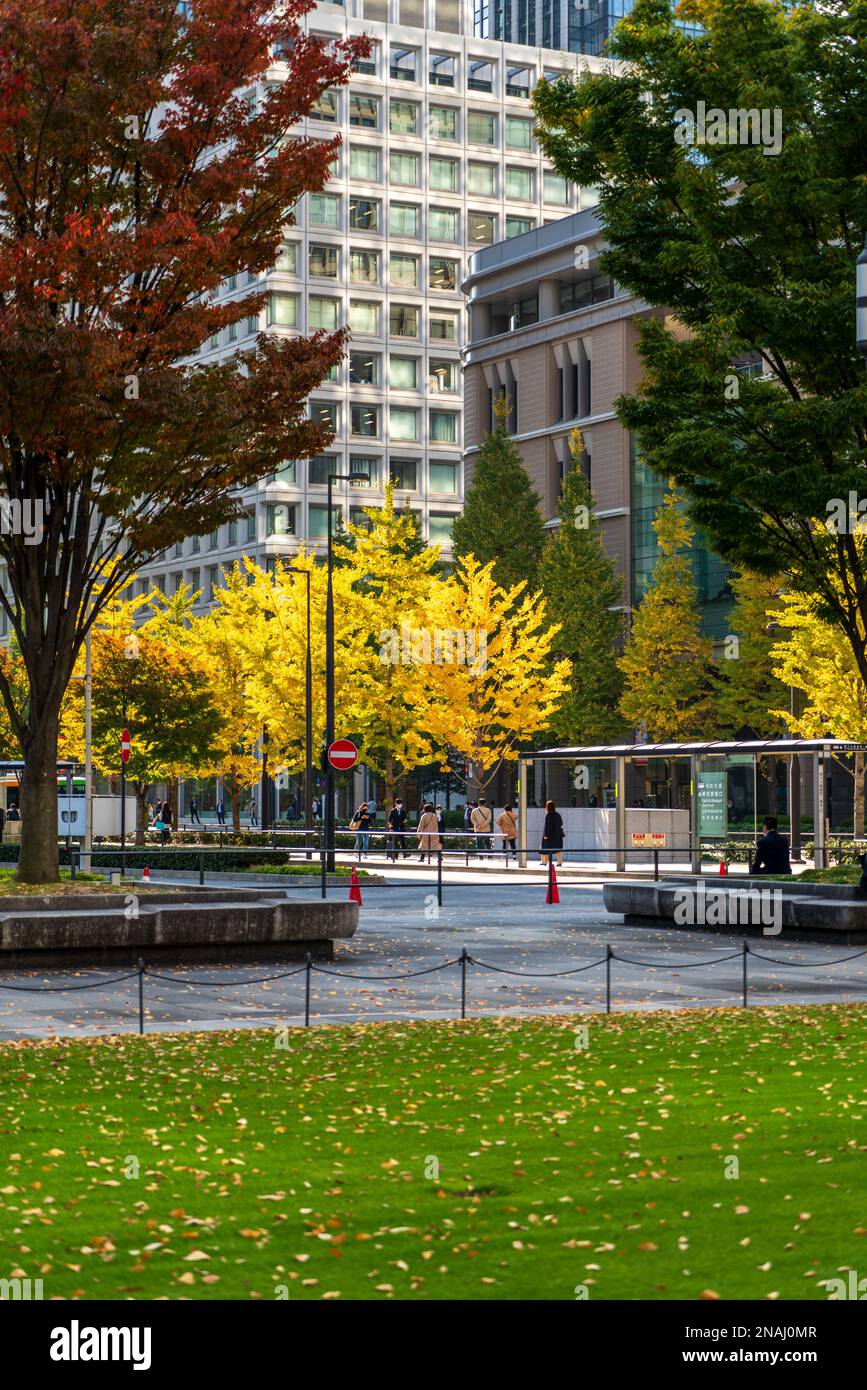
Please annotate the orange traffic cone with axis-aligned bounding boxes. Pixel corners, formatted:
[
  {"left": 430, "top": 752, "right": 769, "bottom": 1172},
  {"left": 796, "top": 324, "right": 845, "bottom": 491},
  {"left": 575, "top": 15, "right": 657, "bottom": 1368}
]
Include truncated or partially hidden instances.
[
  {"left": 142, "top": 865, "right": 150, "bottom": 883},
  {"left": 545, "top": 861, "right": 560, "bottom": 905},
  {"left": 349, "top": 865, "right": 362, "bottom": 906},
  {"left": 719, "top": 859, "right": 727, "bottom": 876}
]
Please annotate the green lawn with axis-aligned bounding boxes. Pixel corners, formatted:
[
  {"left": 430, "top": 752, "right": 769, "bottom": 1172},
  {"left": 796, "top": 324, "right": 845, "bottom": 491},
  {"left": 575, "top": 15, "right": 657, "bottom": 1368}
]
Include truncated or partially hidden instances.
[{"left": 1, "top": 1007, "right": 865, "bottom": 1301}]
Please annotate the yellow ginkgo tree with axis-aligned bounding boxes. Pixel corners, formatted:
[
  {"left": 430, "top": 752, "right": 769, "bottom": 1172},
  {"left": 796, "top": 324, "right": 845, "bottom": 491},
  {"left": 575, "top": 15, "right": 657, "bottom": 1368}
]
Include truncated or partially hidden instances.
[{"left": 423, "top": 556, "right": 571, "bottom": 795}]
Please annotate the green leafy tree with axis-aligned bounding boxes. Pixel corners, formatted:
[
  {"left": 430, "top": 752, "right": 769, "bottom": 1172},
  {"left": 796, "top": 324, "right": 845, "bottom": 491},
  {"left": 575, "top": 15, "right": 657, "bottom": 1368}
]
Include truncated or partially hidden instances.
[
  {"left": 452, "top": 395, "right": 545, "bottom": 592},
  {"left": 618, "top": 491, "right": 714, "bottom": 739},
  {"left": 537, "top": 432, "right": 625, "bottom": 743},
  {"left": 533, "top": 0, "right": 867, "bottom": 688},
  {"left": 713, "top": 569, "right": 789, "bottom": 737}
]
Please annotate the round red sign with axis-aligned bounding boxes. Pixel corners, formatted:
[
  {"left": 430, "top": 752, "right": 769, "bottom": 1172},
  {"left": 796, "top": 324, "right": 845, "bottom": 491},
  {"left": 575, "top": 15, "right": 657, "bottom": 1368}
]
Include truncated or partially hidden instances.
[
  {"left": 327, "top": 738, "right": 358, "bottom": 771},
  {"left": 120, "top": 728, "right": 131, "bottom": 763}
]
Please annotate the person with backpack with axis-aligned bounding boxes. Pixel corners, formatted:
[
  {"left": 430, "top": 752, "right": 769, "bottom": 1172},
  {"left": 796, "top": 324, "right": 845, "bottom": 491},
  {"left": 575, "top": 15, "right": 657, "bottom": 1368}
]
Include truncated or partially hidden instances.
[
  {"left": 471, "top": 798, "right": 493, "bottom": 856},
  {"left": 540, "top": 799, "right": 564, "bottom": 867},
  {"left": 154, "top": 799, "right": 172, "bottom": 846}
]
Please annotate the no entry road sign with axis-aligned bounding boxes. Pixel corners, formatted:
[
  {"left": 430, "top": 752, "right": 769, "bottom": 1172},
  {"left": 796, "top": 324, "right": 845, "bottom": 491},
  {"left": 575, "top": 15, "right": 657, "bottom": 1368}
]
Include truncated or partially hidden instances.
[
  {"left": 327, "top": 739, "right": 358, "bottom": 771},
  {"left": 120, "top": 728, "right": 131, "bottom": 764}
]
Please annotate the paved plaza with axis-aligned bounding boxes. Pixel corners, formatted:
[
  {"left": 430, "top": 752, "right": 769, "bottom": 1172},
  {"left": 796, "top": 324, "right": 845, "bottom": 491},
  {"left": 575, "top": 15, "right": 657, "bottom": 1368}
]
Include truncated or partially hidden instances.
[{"left": 0, "top": 876, "right": 865, "bottom": 1039}]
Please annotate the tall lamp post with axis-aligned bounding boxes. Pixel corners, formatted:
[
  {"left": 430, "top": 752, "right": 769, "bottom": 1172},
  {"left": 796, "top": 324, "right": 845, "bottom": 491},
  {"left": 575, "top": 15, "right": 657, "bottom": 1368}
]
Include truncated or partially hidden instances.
[
  {"left": 325, "top": 468, "right": 369, "bottom": 870},
  {"left": 285, "top": 566, "right": 313, "bottom": 858}
]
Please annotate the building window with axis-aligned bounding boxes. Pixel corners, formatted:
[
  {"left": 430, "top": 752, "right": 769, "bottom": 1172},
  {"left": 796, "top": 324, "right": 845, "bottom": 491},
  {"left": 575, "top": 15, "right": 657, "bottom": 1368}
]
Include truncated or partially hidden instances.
[
  {"left": 308, "top": 505, "right": 341, "bottom": 540},
  {"left": 389, "top": 202, "right": 419, "bottom": 238},
  {"left": 429, "top": 105, "right": 457, "bottom": 141},
  {"left": 390, "top": 406, "right": 418, "bottom": 441},
  {"left": 206, "top": 565, "right": 219, "bottom": 601},
  {"left": 467, "top": 162, "right": 495, "bottom": 196},
  {"left": 309, "top": 454, "right": 339, "bottom": 485},
  {"left": 506, "top": 65, "right": 532, "bottom": 97},
  {"left": 390, "top": 304, "right": 419, "bottom": 337},
  {"left": 389, "top": 459, "right": 418, "bottom": 491},
  {"left": 430, "top": 54, "right": 455, "bottom": 87},
  {"left": 265, "top": 291, "right": 300, "bottom": 326},
  {"left": 505, "top": 115, "right": 532, "bottom": 149},
  {"left": 428, "top": 514, "right": 455, "bottom": 545},
  {"left": 351, "top": 404, "right": 379, "bottom": 437},
  {"left": 349, "top": 93, "right": 379, "bottom": 129},
  {"left": 390, "top": 355, "right": 418, "bottom": 389},
  {"left": 350, "top": 506, "right": 373, "bottom": 530},
  {"left": 429, "top": 155, "right": 457, "bottom": 191},
  {"left": 351, "top": 40, "right": 378, "bottom": 76},
  {"left": 187, "top": 567, "right": 201, "bottom": 594},
  {"left": 309, "top": 244, "right": 338, "bottom": 278},
  {"left": 246, "top": 315, "right": 259, "bottom": 335},
  {"left": 543, "top": 170, "right": 570, "bottom": 205},
  {"left": 310, "top": 400, "right": 338, "bottom": 431},
  {"left": 350, "top": 351, "right": 380, "bottom": 384},
  {"left": 430, "top": 312, "right": 457, "bottom": 342},
  {"left": 349, "top": 299, "right": 380, "bottom": 334},
  {"left": 227, "top": 520, "right": 238, "bottom": 545},
  {"left": 349, "top": 456, "right": 379, "bottom": 487},
  {"left": 390, "top": 99, "right": 419, "bottom": 135},
  {"left": 429, "top": 359, "right": 457, "bottom": 392},
  {"left": 468, "top": 211, "right": 496, "bottom": 245},
  {"left": 274, "top": 243, "right": 297, "bottom": 272},
  {"left": 467, "top": 111, "right": 495, "bottom": 145},
  {"left": 349, "top": 146, "right": 380, "bottom": 181},
  {"left": 171, "top": 570, "right": 183, "bottom": 593},
  {"left": 390, "top": 252, "right": 419, "bottom": 288},
  {"left": 349, "top": 197, "right": 380, "bottom": 231},
  {"left": 154, "top": 574, "right": 166, "bottom": 593},
  {"left": 429, "top": 208, "right": 458, "bottom": 242},
  {"left": 190, "top": 535, "right": 200, "bottom": 554},
  {"left": 309, "top": 193, "right": 339, "bottom": 227},
  {"left": 430, "top": 410, "right": 458, "bottom": 444},
  {"left": 245, "top": 508, "right": 256, "bottom": 541},
  {"left": 468, "top": 60, "right": 494, "bottom": 93},
  {"left": 390, "top": 151, "right": 419, "bottom": 186},
  {"left": 559, "top": 276, "right": 615, "bottom": 312},
  {"left": 505, "top": 166, "right": 533, "bottom": 200},
  {"left": 309, "top": 296, "right": 340, "bottom": 331},
  {"left": 350, "top": 247, "right": 380, "bottom": 282},
  {"left": 266, "top": 503, "right": 296, "bottom": 536},
  {"left": 273, "top": 461, "right": 297, "bottom": 485},
  {"left": 429, "top": 461, "right": 458, "bottom": 493},
  {"left": 310, "top": 91, "right": 337, "bottom": 123},
  {"left": 390, "top": 47, "right": 416, "bottom": 81},
  {"left": 429, "top": 257, "right": 459, "bottom": 291},
  {"left": 209, "top": 529, "right": 219, "bottom": 549},
  {"left": 506, "top": 215, "right": 534, "bottom": 238}
]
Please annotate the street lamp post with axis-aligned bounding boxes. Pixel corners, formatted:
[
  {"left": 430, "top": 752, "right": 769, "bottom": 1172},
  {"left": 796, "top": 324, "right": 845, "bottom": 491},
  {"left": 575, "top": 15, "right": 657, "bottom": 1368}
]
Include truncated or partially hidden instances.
[
  {"left": 325, "top": 469, "right": 369, "bottom": 870},
  {"left": 285, "top": 567, "right": 313, "bottom": 859}
]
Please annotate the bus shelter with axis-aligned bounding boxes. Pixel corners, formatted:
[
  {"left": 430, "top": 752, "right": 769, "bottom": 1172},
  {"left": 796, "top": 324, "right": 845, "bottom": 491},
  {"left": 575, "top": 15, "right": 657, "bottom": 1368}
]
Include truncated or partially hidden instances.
[{"left": 516, "top": 739, "right": 867, "bottom": 870}]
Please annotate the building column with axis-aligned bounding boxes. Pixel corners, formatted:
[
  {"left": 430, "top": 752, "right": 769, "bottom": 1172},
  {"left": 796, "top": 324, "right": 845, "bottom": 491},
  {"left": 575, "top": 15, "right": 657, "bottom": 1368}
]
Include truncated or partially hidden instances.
[
  {"left": 469, "top": 301, "right": 491, "bottom": 340},
  {"left": 538, "top": 278, "right": 560, "bottom": 321}
]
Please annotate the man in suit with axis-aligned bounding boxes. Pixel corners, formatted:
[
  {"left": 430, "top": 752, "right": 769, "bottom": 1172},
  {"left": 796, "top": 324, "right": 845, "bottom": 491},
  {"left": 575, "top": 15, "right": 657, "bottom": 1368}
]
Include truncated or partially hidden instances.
[{"left": 750, "top": 817, "right": 791, "bottom": 874}]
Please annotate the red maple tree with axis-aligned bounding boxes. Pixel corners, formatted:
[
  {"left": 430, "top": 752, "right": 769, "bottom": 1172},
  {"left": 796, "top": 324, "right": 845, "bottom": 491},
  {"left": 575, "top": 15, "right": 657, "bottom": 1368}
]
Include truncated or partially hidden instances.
[{"left": 0, "top": 0, "right": 367, "bottom": 879}]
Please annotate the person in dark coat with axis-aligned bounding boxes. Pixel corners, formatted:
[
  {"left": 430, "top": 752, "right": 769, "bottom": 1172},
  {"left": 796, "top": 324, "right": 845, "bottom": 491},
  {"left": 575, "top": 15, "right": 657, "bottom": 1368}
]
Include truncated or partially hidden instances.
[
  {"left": 387, "top": 798, "right": 408, "bottom": 861},
  {"left": 750, "top": 817, "right": 791, "bottom": 874},
  {"left": 540, "top": 798, "right": 564, "bottom": 867},
  {"left": 435, "top": 805, "right": 445, "bottom": 836}
]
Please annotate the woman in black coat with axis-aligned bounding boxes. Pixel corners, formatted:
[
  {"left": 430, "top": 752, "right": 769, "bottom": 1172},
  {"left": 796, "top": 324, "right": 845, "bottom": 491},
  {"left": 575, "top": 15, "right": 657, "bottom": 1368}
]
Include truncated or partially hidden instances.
[{"left": 540, "top": 799, "right": 564, "bottom": 867}]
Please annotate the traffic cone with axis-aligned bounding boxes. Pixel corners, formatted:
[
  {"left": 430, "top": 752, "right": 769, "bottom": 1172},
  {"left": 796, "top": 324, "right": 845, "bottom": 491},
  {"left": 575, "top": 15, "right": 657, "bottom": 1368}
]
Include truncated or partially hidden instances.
[
  {"left": 349, "top": 865, "right": 362, "bottom": 906},
  {"left": 142, "top": 865, "right": 150, "bottom": 883},
  {"left": 545, "top": 862, "right": 560, "bottom": 905},
  {"left": 719, "top": 859, "right": 727, "bottom": 876}
]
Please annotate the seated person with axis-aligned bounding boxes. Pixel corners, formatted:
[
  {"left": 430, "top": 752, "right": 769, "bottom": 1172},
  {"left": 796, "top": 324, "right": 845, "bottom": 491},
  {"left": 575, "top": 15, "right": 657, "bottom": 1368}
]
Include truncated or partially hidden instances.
[{"left": 750, "top": 816, "right": 791, "bottom": 874}]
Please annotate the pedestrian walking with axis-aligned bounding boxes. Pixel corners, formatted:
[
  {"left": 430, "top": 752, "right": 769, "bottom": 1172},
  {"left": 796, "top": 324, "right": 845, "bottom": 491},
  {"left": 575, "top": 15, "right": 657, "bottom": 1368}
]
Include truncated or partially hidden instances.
[
  {"left": 248, "top": 796, "right": 258, "bottom": 827},
  {"left": 154, "top": 800, "right": 172, "bottom": 846},
  {"left": 540, "top": 798, "right": 564, "bottom": 867},
  {"left": 189, "top": 796, "right": 201, "bottom": 825},
  {"left": 386, "top": 798, "right": 408, "bottom": 860},
  {"left": 435, "top": 805, "right": 444, "bottom": 837},
  {"left": 350, "top": 802, "right": 371, "bottom": 856},
  {"left": 215, "top": 798, "right": 226, "bottom": 825},
  {"left": 312, "top": 796, "right": 321, "bottom": 820},
  {"left": 417, "top": 802, "right": 441, "bottom": 863},
  {"left": 497, "top": 803, "right": 518, "bottom": 859},
  {"left": 471, "top": 797, "right": 493, "bottom": 855}
]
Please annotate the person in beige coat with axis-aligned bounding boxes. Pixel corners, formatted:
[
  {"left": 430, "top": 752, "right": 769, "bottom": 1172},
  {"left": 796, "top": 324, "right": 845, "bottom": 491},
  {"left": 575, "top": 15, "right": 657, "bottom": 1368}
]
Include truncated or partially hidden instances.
[
  {"left": 416, "top": 802, "right": 441, "bottom": 862},
  {"left": 497, "top": 804, "right": 518, "bottom": 860}
]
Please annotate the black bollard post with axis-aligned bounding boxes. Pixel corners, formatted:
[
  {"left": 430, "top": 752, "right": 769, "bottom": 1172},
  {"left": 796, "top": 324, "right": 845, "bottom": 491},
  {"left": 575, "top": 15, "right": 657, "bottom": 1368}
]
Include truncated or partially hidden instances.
[
  {"left": 320, "top": 843, "right": 326, "bottom": 899},
  {"left": 137, "top": 958, "right": 145, "bottom": 1035},
  {"left": 305, "top": 952, "right": 312, "bottom": 1027},
  {"left": 198, "top": 851, "right": 204, "bottom": 887},
  {"left": 654, "top": 848, "right": 659, "bottom": 882},
  {"left": 742, "top": 939, "right": 749, "bottom": 1008},
  {"left": 605, "top": 944, "right": 612, "bottom": 1015},
  {"left": 460, "top": 947, "right": 468, "bottom": 1020},
  {"left": 437, "top": 851, "right": 443, "bottom": 909}
]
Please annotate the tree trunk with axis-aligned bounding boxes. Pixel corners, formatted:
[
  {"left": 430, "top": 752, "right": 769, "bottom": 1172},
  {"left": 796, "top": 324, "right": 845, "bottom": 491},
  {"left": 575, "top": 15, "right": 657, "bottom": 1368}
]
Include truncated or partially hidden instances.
[
  {"left": 855, "top": 752, "right": 864, "bottom": 840},
  {"left": 230, "top": 774, "right": 241, "bottom": 833},
  {"left": 385, "top": 748, "right": 394, "bottom": 808},
  {"left": 134, "top": 784, "right": 149, "bottom": 846},
  {"left": 17, "top": 717, "right": 60, "bottom": 883}
]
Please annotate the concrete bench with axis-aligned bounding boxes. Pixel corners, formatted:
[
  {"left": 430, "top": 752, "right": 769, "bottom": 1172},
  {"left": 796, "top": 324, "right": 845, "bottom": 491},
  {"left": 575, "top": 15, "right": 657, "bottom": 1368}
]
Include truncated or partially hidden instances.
[{"left": 602, "top": 879, "right": 867, "bottom": 942}]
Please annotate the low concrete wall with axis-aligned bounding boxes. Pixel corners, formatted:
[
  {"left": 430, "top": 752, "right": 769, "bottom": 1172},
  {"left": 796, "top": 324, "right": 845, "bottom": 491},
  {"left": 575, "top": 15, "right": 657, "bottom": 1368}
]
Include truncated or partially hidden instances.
[
  {"left": 0, "top": 897, "right": 358, "bottom": 966},
  {"left": 521, "top": 807, "right": 690, "bottom": 863},
  {"left": 602, "top": 879, "right": 867, "bottom": 942}
]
